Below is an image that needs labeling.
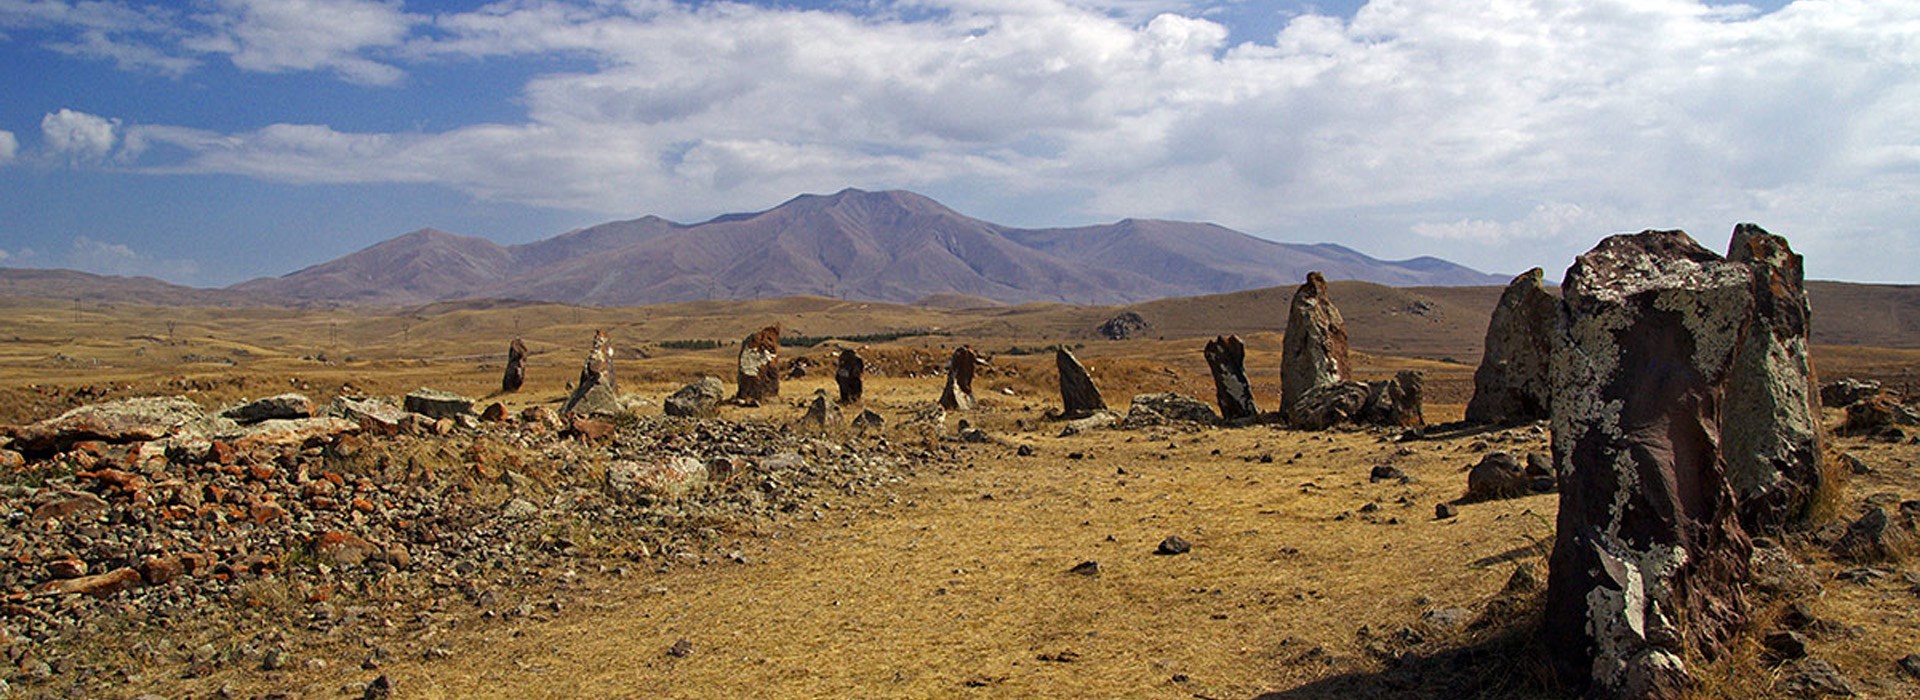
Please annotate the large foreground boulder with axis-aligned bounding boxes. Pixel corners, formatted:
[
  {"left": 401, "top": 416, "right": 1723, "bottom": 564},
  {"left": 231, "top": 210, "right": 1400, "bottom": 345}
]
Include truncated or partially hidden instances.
[
  {"left": 1055, "top": 348, "right": 1106, "bottom": 418},
  {"left": 1280, "top": 272, "right": 1350, "bottom": 419},
  {"left": 9, "top": 397, "right": 206, "bottom": 454},
  {"left": 1204, "top": 335, "right": 1258, "bottom": 421},
  {"left": 562, "top": 329, "right": 620, "bottom": 416},
  {"left": 1465, "top": 268, "right": 1557, "bottom": 425},
  {"left": 1544, "top": 230, "right": 1753, "bottom": 698},
  {"left": 734, "top": 326, "right": 781, "bottom": 403},
  {"left": 1722, "top": 224, "right": 1822, "bottom": 533},
  {"left": 938, "top": 346, "right": 980, "bottom": 411}
]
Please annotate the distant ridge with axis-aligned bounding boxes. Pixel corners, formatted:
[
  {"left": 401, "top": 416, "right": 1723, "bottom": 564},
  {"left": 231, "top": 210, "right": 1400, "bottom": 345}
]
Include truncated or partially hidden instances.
[{"left": 228, "top": 188, "right": 1506, "bottom": 307}]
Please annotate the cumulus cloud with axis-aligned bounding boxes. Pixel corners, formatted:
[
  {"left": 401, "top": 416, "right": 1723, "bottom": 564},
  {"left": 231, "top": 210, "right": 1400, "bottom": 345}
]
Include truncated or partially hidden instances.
[
  {"left": 19, "top": 0, "right": 1920, "bottom": 280},
  {"left": 64, "top": 236, "right": 200, "bottom": 280},
  {"left": 0, "top": 129, "right": 17, "bottom": 164},
  {"left": 41, "top": 108, "right": 119, "bottom": 161}
]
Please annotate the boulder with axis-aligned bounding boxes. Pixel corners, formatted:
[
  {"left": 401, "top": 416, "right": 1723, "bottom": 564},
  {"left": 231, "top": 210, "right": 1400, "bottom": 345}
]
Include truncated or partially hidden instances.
[
  {"left": 1722, "top": 224, "right": 1823, "bottom": 533},
  {"left": 325, "top": 397, "right": 407, "bottom": 435},
  {"left": 1818, "top": 378, "right": 1881, "bottom": 408},
  {"left": 1122, "top": 393, "right": 1218, "bottom": 427},
  {"left": 851, "top": 409, "right": 885, "bottom": 433},
  {"left": 1358, "top": 370, "right": 1426, "bottom": 428},
  {"left": 33, "top": 567, "right": 143, "bottom": 599},
  {"left": 799, "top": 389, "right": 842, "bottom": 430},
  {"left": 664, "top": 377, "right": 725, "bottom": 418},
  {"left": 218, "top": 417, "right": 359, "bottom": 451},
  {"left": 502, "top": 337, "right": 528, "bottom": 393},
  {"left": 835, "top": 348, "right": 865, "bottom": 404},
  {"left": 404, "top": 388, "right": 475, "bottom": 420},
  {"left": 1838, "top": 394, "right": 1920, "bottom": 436},
  {"left": 1280, "top": 272, "right": 1350, "bottom": 419},
  {"left": 1465, "top": 452, "right": 1531, "bottom": 502},
  {"left": 1055, "top": 347, "right": 1107, "bottom": 418},
  {"left": 1097, "top": 311, "right": 1150, "bottom": 340},
  {"left": 1287, "top": 380, "right": 1370, "bottom": 430},
  {"left": 938, "top": 346, "right": 981, "bottom": 411},
  {"left": 734, "top": 326, "right": 781, "bottom": 403},
  {"left": 1204, "top": 335, "right": 1258, "bottom": 421},
  {"left": 1465, "top": 268, "right": 1557, "bottom": 425},
  {"left": 219, "top": 393, "right": 314, "bottom": 424},
  {"left": 606, "top": 457, "right": 708, "bottom": 500},
  {"left": 1543, "top": 230, "right": 1753, "bottom": 698},
  {"left": 9, "top": 396, "right": 206, "bottom": 454}
]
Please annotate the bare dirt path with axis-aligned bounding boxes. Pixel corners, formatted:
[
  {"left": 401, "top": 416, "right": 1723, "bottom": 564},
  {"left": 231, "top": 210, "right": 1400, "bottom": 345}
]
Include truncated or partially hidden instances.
[{"left": 290, "top": 420, "right": 1554, "bottom": 699}]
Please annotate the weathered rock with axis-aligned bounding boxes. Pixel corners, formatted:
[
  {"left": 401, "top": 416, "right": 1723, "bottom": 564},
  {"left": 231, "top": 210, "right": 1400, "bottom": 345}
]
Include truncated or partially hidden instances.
[
  {"left": 1779, "top": 658, "right": 1854, "bottom": 698},
  {"left": 1435, "top": 502, "right": 1458, "bottom": 519},
  {"left": 9, "top": 396, "right": 205, "bottom": 453},
  {"left": 502, "top": 337, "right": 528, "bottom": 393},
  {"left": 1818, "top": 378, "right": 1881, "bottom": 408},
  {"left": 404, "top": 388, "right": 475, "bottom": 420},
  {"left": 327, "top": 397, "right": 407, "bottom": 435},
  {"left": 939, "top": 346, "right": 981, "bottom": 411},
  {"left": 33, "top": 567, "right": 142, "bottom": 598},
  {"left": 311, "top": 531, "right": 391, "bottom": 568},
  {"left": 480, "top": 402, "right": 508, "bottom": 422},
  {"left": 664, "top": 377, "right": 725, "bottom": 418},
  {"left": 1204, "top": 335, "right": 1258, "bottom": 421},
  {"left": 799, "top": 389, "right": 842, "bottom": 430},
  {"left": 1543, "top": 230, "right": 1754, "bottom": 698},
  {"left": 563, "top": 329, "right": 621, "bottom": 416},
  {"left": 607, "top": 457, "right": 708, "bottom": 500},
  {"left": 851, "top": 409, "right": 885, "bottom": 433},
  {"left": 1055, "top": 347, "right": 1107, "bottom": 418},
  {"left": 1097, "top": 311, "right": 1150, "bottom": 340},
  {"left": 220, "top": 393, "right": 314, "bottom": 424},
  {"left": 1155, "top": 535, "right": 1192, "bottom": 556},
  {"left": 1838, "top": 394, "right": 1920, "bottom": 436},
  {"left": 1465, "top": 452, "right": 1530, "bottom": 502},
  {"left": 1122, "top": 393, "right": 1218, "bottom": 427},
  {"left": 835, "top": 348, "right": 865, "bottom": 404},
  {"left": 1723, "top": 224, "right": 1822, "bottom": 533},
  {"left": 1830, "top": 507, "right": 1909, "bottom": 562},
  {"left": 1358, "top": 370, "right": 1426, "bottom": 428},
  {"left": 1465, "top": 268, "right": 1557, "bottom": 425},
  {"left": 1058, "top": 411, "right": 1117, "bottom": 436},
  {"left": 219, "top": 417, "right": 359, "bottom": 451},
  {"left": 734, "top": 326, "right": 781, "bottom": 403},
  {"left": 1287, "top": 380, "right": 1370, "bottom": 430},
  {"left": 1280, "top": 272, "right": 1350, "bottom": 420},
  {"left": 29, "top": 491, "right": 109, "bottom": 523},
  {"left": 519, "top": 406, "right": 560, "bottom": 431}
]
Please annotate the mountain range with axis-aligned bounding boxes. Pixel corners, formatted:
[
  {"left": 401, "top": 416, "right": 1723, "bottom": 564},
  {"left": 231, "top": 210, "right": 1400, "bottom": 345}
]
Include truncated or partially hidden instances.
[{"left": 223, "top": 188, "right": 1504, "bottom": 307}]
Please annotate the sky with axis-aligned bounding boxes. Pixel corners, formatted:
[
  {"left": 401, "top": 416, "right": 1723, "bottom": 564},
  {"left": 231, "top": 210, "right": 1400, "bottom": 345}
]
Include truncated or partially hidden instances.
[{"left": 2, "top": 0, "right": 1915, "bottom": 288}]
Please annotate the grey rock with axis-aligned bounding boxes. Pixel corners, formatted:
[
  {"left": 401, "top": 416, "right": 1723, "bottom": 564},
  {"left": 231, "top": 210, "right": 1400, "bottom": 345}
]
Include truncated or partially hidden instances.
[
  {"left": 1122, "top": 393, "right": 1218, "bottom": 427},
  {"left": 1465, "top": 268, "right": 1557, "bottom": 425},
  {"left": 404, "top": 388, "right": 475, "bottom": 420},
  {"left": 1466, "top": 452, "right": 1530, "bottom": 502},
  {"left": 220, "top": 393, "right": 314, "bottom": 424},
  {"left": 1280, "top": 272, "right": 1350, "bottom": 419},
  {"left": 1724, "top": 224, "right": 1822, "bottom": 534},
  {"left": 665, "top": 376, "right": 725, "bottom": 418},
  {"left": 1055, "top": 347, "right": 1107, "bottom": 418}
]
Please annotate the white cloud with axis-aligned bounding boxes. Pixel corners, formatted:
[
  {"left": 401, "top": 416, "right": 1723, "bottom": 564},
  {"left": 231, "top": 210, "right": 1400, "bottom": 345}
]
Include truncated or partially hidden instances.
[
  {"left": 183, "top": 0, "right": 418, "bottom": 85},
  {"left": 64, "top": 236, "right": 200, "bottom": 280},
  {"left": 41, "top": 108, "right": 119, "bottom": 161},
  {"left": 23, "top": 0, "right": 1920, "bottom": 280},
  {"left": 0, "top": 129, "right": 16, "bottom": 163}
]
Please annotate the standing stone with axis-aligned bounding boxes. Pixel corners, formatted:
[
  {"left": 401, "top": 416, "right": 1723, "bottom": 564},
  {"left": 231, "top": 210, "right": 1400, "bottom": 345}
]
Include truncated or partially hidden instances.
[
  {"left": 835, "top": 348, "right": 865, "bottom": 404},
  {"left": 799, "top": 389, "right": 842, "bottom": 430},
  {"left": 1723, "top": 224, "right": 1822, "bottom": 533},
  {"left": 502, "top": 338, "right": 528, "bottom": 393},
  {"left": 734, "top": 326, "right": 781, "bottom": 403},
  {"left": 1055, "top": 347, "right": 1107, "bottom": 418},
  {"left": 1465, "top": 268, "right": 1557, "bottom": 425},
  {"left": 939, "top": 346, "right": 980, "bottom": 411},
  {"left": 1204, "top": 335, "right": 1258, "bottom": 421},
  {"left": 1544, "top": 230, "right": 1753, "bottom": 699},
  {"left": 562, "top": 329, "right": 620, "bottom": 416},
  {"left": 1280, "top": 272, "right": 1350, "bottom": 421}
]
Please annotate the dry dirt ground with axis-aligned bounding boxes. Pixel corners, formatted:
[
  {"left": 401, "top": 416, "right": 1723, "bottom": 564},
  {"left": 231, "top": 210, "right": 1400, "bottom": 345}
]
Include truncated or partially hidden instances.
[{"left": 2, "top": 296, "right": 1919, "bottom": 698}]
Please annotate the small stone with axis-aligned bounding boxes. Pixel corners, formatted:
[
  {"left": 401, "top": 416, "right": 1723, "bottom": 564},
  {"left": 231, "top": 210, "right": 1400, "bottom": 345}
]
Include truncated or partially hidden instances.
[
  {"left": 362, "top": 674, "right": 393, "bottom": 700},
  {"left": 1764, "top": 630, "right": 1810, "bottom": 661},
  {"left": 667, "top": 639, "right": 693, "bottom": 658},
  {"left": 1155, "top": 536, "right": 1191, "bottom": 556},
  {"left": 261, "top": 647, "right": 288, "bottom": 671},
  {"left": 1898, "top": 654, "right": 1920, "bottom": 680},
  {"left": 1779, "top": 657, "right": 1854, "bottom": 698},
  {"left": 1069, "top": 560, "right": 1101, "bottom": 576},
  {"left": 1016, "top": 444, "right": 1035, "bottom": 457},
  {"left": 1370, "top": 465, "right": 1406, "bottom": 482},
  {"left": 1435, "top": 503, "right": 1458, "bottom": 520}
]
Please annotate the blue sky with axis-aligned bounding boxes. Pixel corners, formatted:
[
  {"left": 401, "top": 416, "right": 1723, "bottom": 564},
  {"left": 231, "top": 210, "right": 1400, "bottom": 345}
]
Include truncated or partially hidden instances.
[{"left": 4, "top": 0, "right": 1911, "bottom": 288}]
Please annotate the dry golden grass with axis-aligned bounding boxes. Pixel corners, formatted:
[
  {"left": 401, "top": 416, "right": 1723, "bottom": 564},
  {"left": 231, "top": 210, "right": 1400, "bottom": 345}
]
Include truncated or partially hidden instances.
[{"left": 4, "top": 293, "right": 1919, "bottom": 698}]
